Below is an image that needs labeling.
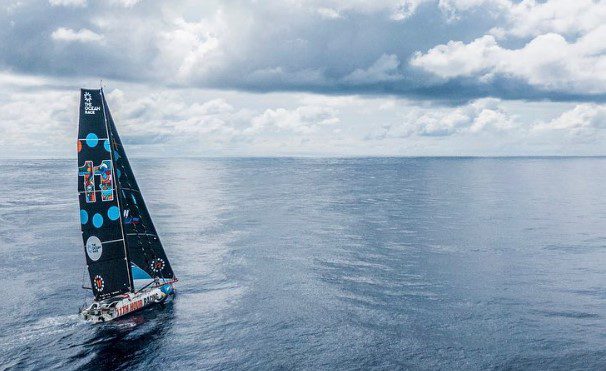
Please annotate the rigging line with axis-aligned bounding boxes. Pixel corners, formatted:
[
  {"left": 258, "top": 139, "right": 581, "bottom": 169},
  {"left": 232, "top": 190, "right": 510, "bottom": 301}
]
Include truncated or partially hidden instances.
[
  {"left": 81, "top": 267, "right": 89, "bottom": 307},
  {"left": 134, "top": 277, "right": 177, "bottom": 294}
]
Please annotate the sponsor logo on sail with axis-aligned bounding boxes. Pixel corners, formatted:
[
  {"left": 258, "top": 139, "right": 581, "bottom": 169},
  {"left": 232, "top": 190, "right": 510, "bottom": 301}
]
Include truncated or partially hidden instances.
[
  {"left": 86, "top": 236, "right": 103, "bottom": 261},
  {"left": 83, "top": 92, "right": 101, "bottom": 115},
  {"left": 93, "top": 275, "right": 105, "bottom": 292},
  {"left": 150, "top": 258, "right": 165, "bottom": 272}
]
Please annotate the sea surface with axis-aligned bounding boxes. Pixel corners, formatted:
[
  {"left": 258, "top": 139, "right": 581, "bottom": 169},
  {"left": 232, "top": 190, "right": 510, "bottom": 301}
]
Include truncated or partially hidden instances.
[{"left": 1, "top": 157, "right": 605, "bottom": 370}]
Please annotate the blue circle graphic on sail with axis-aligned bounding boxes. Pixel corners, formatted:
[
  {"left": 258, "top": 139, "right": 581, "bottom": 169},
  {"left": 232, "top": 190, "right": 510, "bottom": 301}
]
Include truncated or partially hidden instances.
[
  {"left": 80, "top": 210, "right": 88, "bottom": 224},
  {"left": 86, "top": 133, "right": 99, "bottom": 148},
  {"left": 104, "top": 139, "right": 110, "bottom": 152},
  {"left": 92, "top": 213, "right": 104, "bottom": 228},
  {"left": 108, "top": 206, "right": 120, "bottom": 221}
]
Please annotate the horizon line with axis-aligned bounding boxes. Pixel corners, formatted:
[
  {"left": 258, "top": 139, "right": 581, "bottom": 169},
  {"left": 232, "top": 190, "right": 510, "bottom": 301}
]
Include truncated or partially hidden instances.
[{"left": 3, "top": 155, "right": 606, "bottom": 161}]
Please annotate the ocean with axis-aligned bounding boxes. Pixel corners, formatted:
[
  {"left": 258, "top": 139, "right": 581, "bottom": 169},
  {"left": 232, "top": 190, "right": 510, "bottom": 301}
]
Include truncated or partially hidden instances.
[{"left": 0, "top": 157, "right": 605, "bottom": 370}]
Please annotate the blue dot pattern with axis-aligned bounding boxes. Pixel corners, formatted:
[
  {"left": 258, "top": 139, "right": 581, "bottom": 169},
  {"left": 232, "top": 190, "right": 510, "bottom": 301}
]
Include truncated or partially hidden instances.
[
  {"left": 104, "top": 139, "right": 110, "bottom": 152},
  {"left": 80, "top": 210, "right": 88, "bottom": 224},
  {"left": 86, "top": 133, "right": 99, "bottom": 148},
  {"left": 108, "top": 206, "right": 120, "bottom": 221},
  {"left": 92, "top": 213, "right": 104, "bottom": 228}
]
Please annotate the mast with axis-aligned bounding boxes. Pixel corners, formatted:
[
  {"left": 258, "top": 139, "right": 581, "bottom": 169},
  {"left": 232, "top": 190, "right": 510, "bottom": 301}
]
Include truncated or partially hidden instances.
[{"left": 100, "top": 88, "right": 134, "bottom": 292}]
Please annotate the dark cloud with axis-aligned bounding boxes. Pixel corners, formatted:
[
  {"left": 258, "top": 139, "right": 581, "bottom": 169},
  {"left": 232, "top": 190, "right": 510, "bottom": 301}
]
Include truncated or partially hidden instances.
[{"left": 0, "top": 0, "right": 604, "bottom": 102}]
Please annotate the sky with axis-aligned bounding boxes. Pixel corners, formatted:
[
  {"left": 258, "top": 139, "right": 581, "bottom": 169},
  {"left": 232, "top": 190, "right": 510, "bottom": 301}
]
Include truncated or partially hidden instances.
[{"left": 1, "top": 0, "right": 606, "bottom": 158}]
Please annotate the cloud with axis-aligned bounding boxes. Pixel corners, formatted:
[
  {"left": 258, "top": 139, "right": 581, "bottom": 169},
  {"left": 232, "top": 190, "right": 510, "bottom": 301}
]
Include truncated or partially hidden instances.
[
  {"left": 379, "top": 98, "right": 515, "bottom": 137},
  {"left": 249, "top": 106, "right": 340, "bottom": 134},
  {"left": 317, "top": 8, "right": 342, "bottom": 19},
  {"left": 344, "top": 54, "right": 402, "bottom": 84},
  {"left": 109, "top": 0, "right": 142, "bottom": 7},
  {"left": 491, "top": 0, "right": 606, "bottom": 39},
  {"left": 410, "top": 26, "right": 606, "bottom": 94},
  {"left": 289, "top": 0, "right": 431, "bottom": 20},
  {"left": 154, "top": 16, "right": 223, "bottom": 83},
  {"left": 2, "top": 74, "right": 606, "bottom": 158},
  {"left": 0, "top": 90, "right": 77, "bottom": 158},
  {"left": 369, "top": 97, "right": 606, "bottom": 151},
  {"left": 411, "top": 35, "right": 498, "bottom": 79},
  {"left": 48, "top": 0, "right": 87, "bottom": 7},
  {"left": 51, "top": 27, "right": 104, "bottom": 43},
  {"left": 0, "top": 0, "right": 605, "bottom": 139},
  {"left": 533, "top": 104, "right": 606, "bottom": 135},
  {"left": 438, "top": 0, "right": 509, "bottom": 21}
]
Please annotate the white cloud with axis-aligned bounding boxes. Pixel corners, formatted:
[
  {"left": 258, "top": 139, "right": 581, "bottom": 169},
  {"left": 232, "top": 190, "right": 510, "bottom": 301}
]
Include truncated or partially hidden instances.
[
  {"left": 376, "top": 98, "right": 606, "bottom": 149},
  {"left": 438, "top": 0, "right": 508, "bottom": 21},
  {"left": 51, "top": 27, "right": 104, "bottom": 43},
  {"left": 48, "top": 0, "right": 87, "bottom": 7},
  {"left": 410, "top": 35, "right": 499, "bottom": 79},
  {"left": 0, "top": 71, "right": 49, "bottom": 87},
  {"left": 492, "top": 0, "right": 606, "bottom": 39},
  {"left": 249, "top": 106, "right": 340, "bottom": 134},
  {"left": 384, "top": 98, "right": 516, "bottom": 137},
  {"left": 410, "top": 26, "right": 606, "bottom": 94},
  {"left": 1, "top": 75, "right": 606, "bottom": 158},
  {"left": 533, "top": 104, "right": 606, "bottom": 134},
  {"left": 109, "top": 0, "right": 142, "bottom": 7},
  {"left": 410, "top": 0, "right": 606, "bottom": 95},
  {"left": 288, "top": 0, "right": 431, "bottom": 20},
  {"left": 390, "top": 0, "right": 430, "bottom": 20},
  {"left": 154, "top": 16, "right": 224, "bottom": 83},
  {"left": 0, "top": 90, "right": 77, "bottom": 158},
  {"left": 344, "top": 54, "right": 402, "bottom": 83},
  {"left": 317, "top": 7, "right": 342, "bottom": 19}
]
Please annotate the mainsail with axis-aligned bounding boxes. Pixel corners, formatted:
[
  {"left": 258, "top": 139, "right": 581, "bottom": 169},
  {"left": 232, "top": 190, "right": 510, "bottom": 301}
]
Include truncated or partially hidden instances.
[
  {"left": 78, "top": 88, "right": 175, "bottom": 300},
  {"left": 78, "top": 89, "right": 132, "bottom": 299}
]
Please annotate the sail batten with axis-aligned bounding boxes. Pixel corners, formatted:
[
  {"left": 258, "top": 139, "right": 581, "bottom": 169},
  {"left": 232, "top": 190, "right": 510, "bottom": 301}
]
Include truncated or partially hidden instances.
[
  {"left": 78, "top": 189, "right": 115, "bottom": 194},
  {"left": 102, "top": 238, "right": 125, "bottom": 244}
]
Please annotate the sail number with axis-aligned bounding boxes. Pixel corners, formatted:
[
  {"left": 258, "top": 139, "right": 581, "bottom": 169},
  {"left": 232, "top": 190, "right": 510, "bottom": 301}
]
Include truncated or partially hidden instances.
[{"left": 79, "top": 160, "right": 114, "bottom": 203}]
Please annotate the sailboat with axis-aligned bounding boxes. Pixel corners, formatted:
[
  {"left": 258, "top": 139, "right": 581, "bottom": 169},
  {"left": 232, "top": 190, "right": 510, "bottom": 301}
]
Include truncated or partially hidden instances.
[{"left": 77, "top": 88, "right": 177, "bottom": 323}]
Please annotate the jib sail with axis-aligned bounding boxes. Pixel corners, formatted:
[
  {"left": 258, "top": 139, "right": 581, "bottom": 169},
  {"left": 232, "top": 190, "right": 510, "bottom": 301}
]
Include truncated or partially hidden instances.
[
  {"left": 100, "top": 90, "right": 175, "bottom": 286},
  {"left": 78, "top": 89, "right": 133, "bottom": 300}
]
